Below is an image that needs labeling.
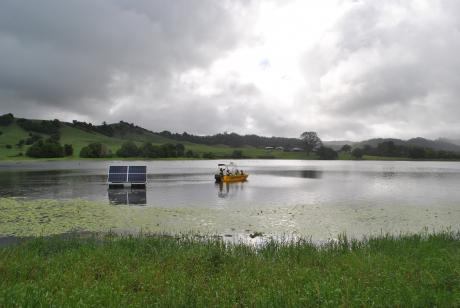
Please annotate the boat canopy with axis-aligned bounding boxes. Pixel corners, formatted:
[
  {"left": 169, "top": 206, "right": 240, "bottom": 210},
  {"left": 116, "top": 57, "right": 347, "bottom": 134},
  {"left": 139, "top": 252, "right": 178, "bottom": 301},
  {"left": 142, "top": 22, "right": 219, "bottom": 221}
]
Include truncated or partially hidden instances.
[{"left": 217, "top": 162, "right": 237, "bottom": 169}]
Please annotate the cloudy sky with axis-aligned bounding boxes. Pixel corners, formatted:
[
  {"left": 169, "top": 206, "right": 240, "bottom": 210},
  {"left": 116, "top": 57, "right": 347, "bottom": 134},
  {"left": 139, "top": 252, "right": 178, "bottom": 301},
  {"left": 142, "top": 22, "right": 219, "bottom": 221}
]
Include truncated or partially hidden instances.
[{"left": 1, "top": 0, "right": 460, "bottom": 140}]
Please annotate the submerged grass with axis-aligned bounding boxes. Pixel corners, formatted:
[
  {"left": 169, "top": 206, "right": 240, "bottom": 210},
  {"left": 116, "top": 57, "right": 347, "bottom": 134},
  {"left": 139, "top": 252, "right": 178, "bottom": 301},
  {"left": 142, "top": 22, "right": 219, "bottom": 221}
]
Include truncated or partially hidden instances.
[{"left": 1, "top": 231, "right": 459, "bottom": 306}]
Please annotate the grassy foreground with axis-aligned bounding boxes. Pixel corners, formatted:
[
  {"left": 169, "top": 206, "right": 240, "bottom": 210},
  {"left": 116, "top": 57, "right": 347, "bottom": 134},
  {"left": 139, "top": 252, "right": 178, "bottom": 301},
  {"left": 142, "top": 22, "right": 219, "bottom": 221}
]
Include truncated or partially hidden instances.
[{"left": 1, "top": 232, "right": 459, "bottom": 306}]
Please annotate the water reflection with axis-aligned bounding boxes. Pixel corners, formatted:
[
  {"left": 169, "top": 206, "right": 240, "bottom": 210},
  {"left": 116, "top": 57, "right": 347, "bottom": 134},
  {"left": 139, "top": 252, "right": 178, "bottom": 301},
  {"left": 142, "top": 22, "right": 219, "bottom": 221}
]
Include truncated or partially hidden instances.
[
  {"left": 2, "top": 160, "right": 460, "bottom": 209},
  {"left": 216, "top": 182, "right": 245, "bottom": 199},
  {"left": 258, "top": 169, "right": 323, "bottom": 179},
  {"left": 108, "top": 188, "right": 147, "bottom": 205}
]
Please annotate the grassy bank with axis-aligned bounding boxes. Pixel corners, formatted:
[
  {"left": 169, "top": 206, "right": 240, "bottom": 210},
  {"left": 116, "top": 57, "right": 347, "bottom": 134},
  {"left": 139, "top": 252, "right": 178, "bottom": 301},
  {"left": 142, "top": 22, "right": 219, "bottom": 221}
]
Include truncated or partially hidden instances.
[{"left": 1, "top": 232, "right": 459, "bottom": 306}]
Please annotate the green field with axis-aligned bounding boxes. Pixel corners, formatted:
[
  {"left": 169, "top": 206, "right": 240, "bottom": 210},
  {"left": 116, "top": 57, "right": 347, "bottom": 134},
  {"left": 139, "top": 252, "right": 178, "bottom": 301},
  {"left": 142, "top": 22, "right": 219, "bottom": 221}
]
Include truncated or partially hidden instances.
[
  {"left": 0, "top": 119, "right": 313, "bottom": 160},
  {"left": 0, "top": 232, "right": 459, "bottom": 306},
  {"left": 2, "top": 119, "right": 457, "bottom": 161}
]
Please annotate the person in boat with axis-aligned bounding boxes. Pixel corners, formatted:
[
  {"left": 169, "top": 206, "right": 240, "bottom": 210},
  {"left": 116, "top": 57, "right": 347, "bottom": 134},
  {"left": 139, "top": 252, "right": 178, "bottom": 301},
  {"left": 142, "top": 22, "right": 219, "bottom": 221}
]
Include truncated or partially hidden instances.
[
  {"left": 235, "top": 169, "right": 240, "bottom": 175},
  {"left": 219, "top": 168, "right": 224, "bottom": 176},
  {"left": 226, "top": 169, "right": 231, "bottom": 176},
  {"left": 240, "top": 170, "right": 244, "bottom": 175}
]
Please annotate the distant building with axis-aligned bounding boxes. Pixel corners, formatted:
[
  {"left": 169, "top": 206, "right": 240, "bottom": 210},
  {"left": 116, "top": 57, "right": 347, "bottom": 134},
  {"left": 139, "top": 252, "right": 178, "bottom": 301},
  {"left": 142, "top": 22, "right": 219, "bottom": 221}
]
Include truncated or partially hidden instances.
[
  {"left": 291, "top": 147, "right": 303, "bottom": 152},
  {"left": 275, "top": 146, "right": 284, "bottom": 151},
  {"left": 265, "top": 146, "right": 274, "bottom": 150}
]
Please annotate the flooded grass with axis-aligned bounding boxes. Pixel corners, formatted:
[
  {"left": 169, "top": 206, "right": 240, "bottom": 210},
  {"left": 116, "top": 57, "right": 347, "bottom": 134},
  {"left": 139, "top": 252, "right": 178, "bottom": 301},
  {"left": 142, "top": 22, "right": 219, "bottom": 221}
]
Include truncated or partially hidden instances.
[
  {"left": 2, "top": 197, "right": 460, "bottom": 243},
  {"left": 0, "top": 231, "right": 459, "bottom": 306},
  {"left": 0, "top": 198, "right": 217, "bottom": 237}
]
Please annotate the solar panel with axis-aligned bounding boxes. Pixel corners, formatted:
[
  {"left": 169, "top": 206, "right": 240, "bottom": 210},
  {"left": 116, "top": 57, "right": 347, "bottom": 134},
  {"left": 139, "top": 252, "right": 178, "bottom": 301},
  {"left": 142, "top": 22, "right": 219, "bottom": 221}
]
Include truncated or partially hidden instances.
[
  {"left": 108, "top": 173, "right": 127, "bottom": 183},
  {"left": 129, "top": 166, "right": 146, "bottom": 173},
  {"left": 108, "top": 165, "right": 147, "bottom": 185},
  {"left": 128, "top": 173, "right": 147, "bottom": 183},
  {"left": 109, "top": 166, "right": 128, "bottom": 173}
]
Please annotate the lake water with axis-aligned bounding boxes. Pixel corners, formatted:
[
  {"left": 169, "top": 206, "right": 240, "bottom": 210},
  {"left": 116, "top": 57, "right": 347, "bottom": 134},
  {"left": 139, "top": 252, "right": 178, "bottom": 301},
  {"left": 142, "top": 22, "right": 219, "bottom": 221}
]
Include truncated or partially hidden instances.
[{"left": 1, "top": 160, "right": 460, "bottom": 241}]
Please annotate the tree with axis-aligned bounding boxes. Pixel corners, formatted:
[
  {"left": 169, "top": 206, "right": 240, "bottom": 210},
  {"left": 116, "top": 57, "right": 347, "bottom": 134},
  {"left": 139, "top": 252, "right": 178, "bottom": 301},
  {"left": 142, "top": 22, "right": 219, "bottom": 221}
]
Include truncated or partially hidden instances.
[
  {"left": 300, "top": 131, "right": 322, "bottom": 155},
  {"left": 64, "top": 144, "right": 73, "bottom": 156},
  {"left": 175, "top": 143, "right": 185, "bottom": 157},
  {"left": 340, "top": 144, "right": 352, "bottom": 152},
  {"left": 116, "top": 141, "right": 140, "bottom": 157},
  {"left": 231, "top": 150, "right": 243, "bottom": 159},
  {"left": 25, "top": 133, "right": 42, "bottom": 145},
  {"left": 185, "top": 150, "right": 195, "bottom": 158},
  {"left": 80, "top": 143, "right": 111, "bottom": 158},
  {"left": 351, "top": 148, "right": 364, "bottom": 159},
  {"left": 408, "top": 146, "right": 426, "bottom": 159},
  {"left": 26, "top": 139, "right": 64, "bottom": 158},
  {"left": 316, "top": 146, "right": 338, "bottom": 160},
  {"left": 161, "top": 143, "right": 177, "bottom": 157},
  {"left": 0, "top": 113, "right": 14, "bottom": 126}
]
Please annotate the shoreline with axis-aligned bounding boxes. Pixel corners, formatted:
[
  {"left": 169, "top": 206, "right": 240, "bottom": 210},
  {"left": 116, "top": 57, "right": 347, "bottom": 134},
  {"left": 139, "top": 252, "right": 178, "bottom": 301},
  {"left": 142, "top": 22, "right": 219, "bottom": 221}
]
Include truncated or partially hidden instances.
[{"left": 2, "top": 156, "right": 460, "bottom": 163}]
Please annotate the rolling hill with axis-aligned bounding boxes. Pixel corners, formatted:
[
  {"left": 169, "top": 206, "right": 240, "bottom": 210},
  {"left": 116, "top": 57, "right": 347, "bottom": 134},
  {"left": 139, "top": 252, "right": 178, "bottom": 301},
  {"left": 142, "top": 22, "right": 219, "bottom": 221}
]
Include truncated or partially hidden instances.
[
  {"left": 1, "top": 113, "right": 460, "bottom": 160},
  {"left": 0, "top": 117, "right": 310, "bottom": 160}
]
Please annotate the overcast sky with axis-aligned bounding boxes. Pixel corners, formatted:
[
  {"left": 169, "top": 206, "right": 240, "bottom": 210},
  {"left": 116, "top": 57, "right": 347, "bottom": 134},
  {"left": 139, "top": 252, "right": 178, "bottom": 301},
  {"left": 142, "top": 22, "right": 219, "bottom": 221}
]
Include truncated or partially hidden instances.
[{"left": 1, "top": 0, "right": 460, "bottom": 140}]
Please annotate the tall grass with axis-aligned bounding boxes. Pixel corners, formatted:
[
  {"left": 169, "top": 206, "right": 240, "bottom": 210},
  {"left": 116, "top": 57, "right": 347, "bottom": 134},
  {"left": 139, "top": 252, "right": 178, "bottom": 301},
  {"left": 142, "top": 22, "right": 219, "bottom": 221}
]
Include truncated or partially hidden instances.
[{"left": 1, "top": 231, "right": 459, "bottom": 306}]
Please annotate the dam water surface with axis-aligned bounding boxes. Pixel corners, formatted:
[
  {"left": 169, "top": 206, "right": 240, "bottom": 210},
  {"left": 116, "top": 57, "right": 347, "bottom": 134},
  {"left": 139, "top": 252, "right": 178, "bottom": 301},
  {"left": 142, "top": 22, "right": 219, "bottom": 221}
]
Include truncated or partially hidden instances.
[{"left": 1, "top": 160, "right": 460, "bottom": 240}]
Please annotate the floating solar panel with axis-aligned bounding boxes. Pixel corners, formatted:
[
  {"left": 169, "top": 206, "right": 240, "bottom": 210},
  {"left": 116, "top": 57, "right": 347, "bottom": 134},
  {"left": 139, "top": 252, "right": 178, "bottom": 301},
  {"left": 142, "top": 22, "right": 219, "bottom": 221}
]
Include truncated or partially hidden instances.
[
  {"left": 128, "top": 173, "right": 147, "bottom": 183},
  {"left": 129, "top": 166, "right": 146, "bottom": 174},
  {"left": 108, "top": 173, "right": 127, "bottom": 183},
  {"left": 109, "top": 166, "right": 128, "bottom": 174},
  {"left": 108, "top": 165, "right": 147, "bottom": 186}
]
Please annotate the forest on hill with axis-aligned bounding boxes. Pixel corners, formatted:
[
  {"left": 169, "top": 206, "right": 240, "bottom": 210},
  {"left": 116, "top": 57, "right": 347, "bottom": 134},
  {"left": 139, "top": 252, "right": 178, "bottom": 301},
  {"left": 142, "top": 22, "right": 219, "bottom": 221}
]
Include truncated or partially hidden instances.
[{"left": 1, "top": 113, "right": 460, "bottom": 161}]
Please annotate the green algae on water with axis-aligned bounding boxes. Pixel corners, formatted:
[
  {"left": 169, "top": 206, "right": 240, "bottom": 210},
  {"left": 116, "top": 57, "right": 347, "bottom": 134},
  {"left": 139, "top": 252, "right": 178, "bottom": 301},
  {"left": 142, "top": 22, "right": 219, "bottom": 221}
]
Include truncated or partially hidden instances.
[{"left": 0, "top": 198, "right": 211, "bottom": 237}]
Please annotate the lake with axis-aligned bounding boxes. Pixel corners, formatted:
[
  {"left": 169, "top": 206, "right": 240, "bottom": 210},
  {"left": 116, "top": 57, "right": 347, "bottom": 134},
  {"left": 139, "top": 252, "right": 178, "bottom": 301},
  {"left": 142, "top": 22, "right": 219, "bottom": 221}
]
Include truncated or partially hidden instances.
[{"left": 1, "top": 160, "right": 460, "bottom": 241}]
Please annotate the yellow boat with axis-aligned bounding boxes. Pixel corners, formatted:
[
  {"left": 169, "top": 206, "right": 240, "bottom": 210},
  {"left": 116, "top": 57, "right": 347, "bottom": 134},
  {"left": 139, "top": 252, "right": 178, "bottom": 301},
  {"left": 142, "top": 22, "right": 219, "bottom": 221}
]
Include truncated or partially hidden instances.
[
  {"left": 215, "top": 163, "right": 249, "bottom": 183},
  {"left": 222, "top": 174, "right": 249, "bottom": 183}
]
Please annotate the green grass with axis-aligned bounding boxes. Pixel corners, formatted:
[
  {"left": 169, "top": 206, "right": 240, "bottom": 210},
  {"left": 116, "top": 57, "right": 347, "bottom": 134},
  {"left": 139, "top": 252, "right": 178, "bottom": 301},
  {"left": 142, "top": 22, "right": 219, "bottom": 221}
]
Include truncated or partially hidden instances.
[
  {"left": 59, "top": 125, "right": 133, "bottom": 159},
  {"left": 362, "top": 155, "right": 412, "bottom": 161},
  {"left": 0, "top": 122, "right": 31, "bottom": 160},
  {"left": 2, "top": 120, "right": 458, "bottom": 161},
  {"left": 0, "top": 120, "right": 316, "bottom": 161},
  {"left": 0, "top": 232, "right": 459, "bottom": 306}
]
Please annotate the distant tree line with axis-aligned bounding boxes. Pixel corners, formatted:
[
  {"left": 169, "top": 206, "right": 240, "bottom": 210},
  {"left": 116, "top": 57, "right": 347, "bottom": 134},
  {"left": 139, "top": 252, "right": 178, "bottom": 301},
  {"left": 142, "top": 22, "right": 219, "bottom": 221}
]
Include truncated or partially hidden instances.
[
  {"left": 116, "top": 142, "right": 188, "bottom": 158},
  {"left": 157, "top": 131, "right": 304, "bottom": 149},
  {"left": 79, "top": 142, "right": 196, "bottom": 159},
  {"left": 71, "top": 120, "right": 115, "bottom": 137},
  {"left": 79, "top": 141, "right": 246, "bottom": 159},
  {"left": 16, "top": 118, "right": 61, "bottom": 141},
  {"left": 352, "top": 141, "right": 460, "bottom": 160},
  {"left": 71, "top": 120, "right": 153, "bottom": 138}
]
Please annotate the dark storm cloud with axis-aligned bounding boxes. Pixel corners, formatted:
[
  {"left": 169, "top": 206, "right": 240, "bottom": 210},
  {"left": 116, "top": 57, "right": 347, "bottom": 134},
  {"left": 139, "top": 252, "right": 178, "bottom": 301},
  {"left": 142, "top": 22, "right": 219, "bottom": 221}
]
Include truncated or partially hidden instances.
[
  {"left": 2, "top": 0, "right": 460, "bottom": 140},
  {"left": 0, "top": 0, "right": 247, "bottom": 119}
]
